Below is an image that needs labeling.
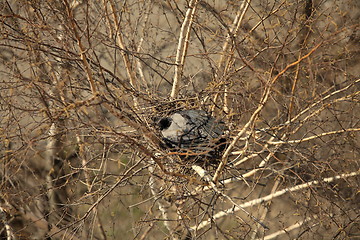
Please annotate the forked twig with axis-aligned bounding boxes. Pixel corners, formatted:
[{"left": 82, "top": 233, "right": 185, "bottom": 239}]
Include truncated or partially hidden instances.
[
  {"left": 171, "top": 0, "right": 200, "bottom": 99},
  {"left": 193, "top": 170, "right": 359, "bottom": 231},
  {"left": 260, "top": 216, "right": 316, "bottom": 240},
  {"left": 148, "top": 159, "right": 175, "bottom": 238},
  {"left": 267, "top": 128, "right": 360, "bottom": 145},
  {"left": 213, "top": 42, "right": 323, "bottom": 183},
  {"left": 192, "top": 165, "right": 269, "bottom": 231}
]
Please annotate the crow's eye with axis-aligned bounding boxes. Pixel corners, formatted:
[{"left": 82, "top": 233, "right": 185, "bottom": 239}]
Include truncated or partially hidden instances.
[{"left": 159, "top": 118, "right": 172, "bottom": 130}]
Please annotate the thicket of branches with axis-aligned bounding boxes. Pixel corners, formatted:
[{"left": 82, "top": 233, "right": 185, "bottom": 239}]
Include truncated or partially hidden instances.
[{"left": 0, "top": 0, "right": 359, "bottom": 239}]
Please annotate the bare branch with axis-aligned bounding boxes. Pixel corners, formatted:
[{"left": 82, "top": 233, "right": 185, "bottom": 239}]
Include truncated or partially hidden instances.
[
  {"left": 194, "top": 171, "right": 359, "bottom": 231},
  {"left": 171, "top": 0, "right": 200, "bottom": 99}
]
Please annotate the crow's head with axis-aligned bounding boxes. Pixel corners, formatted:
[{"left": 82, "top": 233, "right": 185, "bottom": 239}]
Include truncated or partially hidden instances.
[{"left": 159, "top": 117, "right": 172, "bottom": 130}]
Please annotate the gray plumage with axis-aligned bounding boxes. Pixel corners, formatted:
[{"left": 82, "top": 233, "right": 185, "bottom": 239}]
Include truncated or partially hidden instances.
[{"left": 159, "top": 110, "right": 226, "bottom": 157}]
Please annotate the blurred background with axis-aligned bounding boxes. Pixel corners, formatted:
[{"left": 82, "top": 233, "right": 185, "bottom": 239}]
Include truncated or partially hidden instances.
[{"left": 0, "top": 0, "right": 359, "bottom": 239}]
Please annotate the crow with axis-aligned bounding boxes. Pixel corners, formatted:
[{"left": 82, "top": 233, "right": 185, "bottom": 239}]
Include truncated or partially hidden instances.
[{"left": 158, "top": 110, "right": 226, "bottom": 159}]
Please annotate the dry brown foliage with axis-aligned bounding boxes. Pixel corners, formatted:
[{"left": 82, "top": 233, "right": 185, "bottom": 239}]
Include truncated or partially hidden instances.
[{"left": 0, "top": 0, "right": 359, "bottom": 239}]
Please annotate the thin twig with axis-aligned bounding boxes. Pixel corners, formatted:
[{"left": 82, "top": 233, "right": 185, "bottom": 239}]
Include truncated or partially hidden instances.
[
  {"left": 108, "top": 0, "right": 139, "bottom": 106},
  {"left": 192, "top": 165, "right": 269, "bottom": 231},
  {"left": 261, "top": 216, "right": 316, "bottom": 240},
  {"left": 50, "top": 157, "right": 145, "bottom": 236},
  {"left": 0, "top": 206, "right": 16, "bottom": 240},
  {"left": 64, "top": 0, "right": 97, "bottom": 95},
  {"left": 213, "top": 42, "right": 323, "bottom": 183},
  {"left": 76, "top": 134, "right": 106, "bottom": 239},
  {"left": 267, "top": 128, "right": 360, "bottom": 145},
  {"left": 193, "top": 170, "right": 359, "bottom": 231},
  {"left": 148, "top": 159, "right": 175, "bottom": 238},
  {"left": 171, "top": 0, "right": 200, "bottom": 99}
]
